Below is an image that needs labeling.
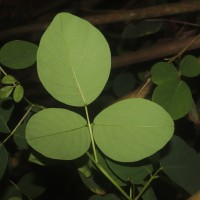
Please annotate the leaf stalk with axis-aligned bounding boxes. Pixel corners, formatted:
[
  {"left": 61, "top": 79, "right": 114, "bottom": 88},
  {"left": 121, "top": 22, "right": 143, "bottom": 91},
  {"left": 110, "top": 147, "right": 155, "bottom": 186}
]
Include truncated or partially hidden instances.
[{"left": 84, "top": 105, "right": 98, "bottom": 163}]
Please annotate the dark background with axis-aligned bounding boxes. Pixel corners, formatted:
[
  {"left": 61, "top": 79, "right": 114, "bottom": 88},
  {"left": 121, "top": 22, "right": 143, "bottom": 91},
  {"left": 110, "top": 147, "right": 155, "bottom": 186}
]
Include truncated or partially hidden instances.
[{"left": 0, "top": 0, "right": 200, "bottom": 199}]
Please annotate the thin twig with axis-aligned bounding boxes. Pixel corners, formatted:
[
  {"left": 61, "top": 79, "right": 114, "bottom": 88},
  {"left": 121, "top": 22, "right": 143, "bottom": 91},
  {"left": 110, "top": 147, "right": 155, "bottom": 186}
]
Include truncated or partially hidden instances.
[
  {"left": 112, "top": 34, "right": 200, "bottom": 68},
  {"left": 135, "top": 78, "right": 152, "bottom": 98},
  {"left": 135, "top": 168, "right": 162, "bottom": 200},
  {"left": 168, "top": 32, "right": 200, "bottom": 63},
  {"left": 87, "top": 152, "right": 132, "bottom": 200},
  {"left": 0, "top": 66, "right": 7, "bottom": 76},
  {"left": 3, "top": 106, "right": 33, "bottom": 144}
]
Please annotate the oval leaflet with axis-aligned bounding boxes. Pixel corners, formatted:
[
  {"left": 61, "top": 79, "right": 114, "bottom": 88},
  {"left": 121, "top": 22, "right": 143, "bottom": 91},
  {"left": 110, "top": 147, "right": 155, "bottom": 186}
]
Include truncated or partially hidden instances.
[
  {"left": 93, "top": 98, "right": 174, "bottom": 162},
  {"left": 37, "top": 13, "right": 111, "bottom": 107},
  {"left": 26, "top": 108, "right": 91, "bottom": 160}
]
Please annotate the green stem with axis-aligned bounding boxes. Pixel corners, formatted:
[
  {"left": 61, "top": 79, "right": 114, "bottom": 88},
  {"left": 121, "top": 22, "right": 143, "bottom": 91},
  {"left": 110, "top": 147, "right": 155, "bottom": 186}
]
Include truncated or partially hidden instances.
[
  {"left": 130, "top": 184, "right": 133, "bottom": 199},
  {"left": 0, "top": 67, "right": 45, "bottom": 110},
  {"left": 34, "top": 104, "right": 46, "bottom": 110},
  {"left": 135, "top": 167, "right": 162, "bottom": 200},
  {"left": 87, "top": 152, "right": 132, "bottom": 200},
  {"left": 0, "top": 66, "right": 7, "bottom": 76},
  {"left": 24, "top": 96, "right": 46, "bottom": 110},
  {"left": 84, "top": 105, "right": 98, "bottom": 163},
  {"left": 23, "top": 96, "right": 34, "bottom": 106},
  {"left": 3, "top": 106, "right": 33, "bottom": 144},
  {"left": 9, "top": 180, "right": 33, "bottom": 200},
  {"left": 9, "top": 180, "right": 20, "bottom": 190}
]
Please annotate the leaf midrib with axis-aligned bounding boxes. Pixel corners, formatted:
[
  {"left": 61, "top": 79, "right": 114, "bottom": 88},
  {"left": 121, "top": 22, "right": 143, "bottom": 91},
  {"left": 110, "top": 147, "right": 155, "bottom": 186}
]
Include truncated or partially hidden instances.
[
  {"left": 28, "top": 125, "right": 87, "bottom": 140},
  {"left": 60, "top": 16, "right": 86, "bottom": 105},
  {"left": 166, "top": 80, "right": 182, "bottom": 111},
  {"left": 94, "top": 123, "right": 173, "bottom": 128}
]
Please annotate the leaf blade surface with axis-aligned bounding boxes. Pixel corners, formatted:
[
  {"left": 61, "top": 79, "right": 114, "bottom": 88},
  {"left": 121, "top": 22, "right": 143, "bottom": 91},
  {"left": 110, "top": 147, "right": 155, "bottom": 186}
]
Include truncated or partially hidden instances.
[
  {"left": 93, "top": 98, "right": 174, "bottom": 162},
  {"left": 37, "top": 13, "right": 111, "bottom": 106},
  {"left": 26, "top": 108, "right": 91, "bottom": 160}
]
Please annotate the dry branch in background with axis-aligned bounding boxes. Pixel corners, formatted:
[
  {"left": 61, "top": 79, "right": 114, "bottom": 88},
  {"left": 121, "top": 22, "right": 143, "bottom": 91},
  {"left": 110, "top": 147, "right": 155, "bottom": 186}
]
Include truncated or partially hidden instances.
[
  {"left": 0, "top": 2, "right": 200, "bottom": 40},
  {"left": 187, "top": 191, "right": 200, "bottom": 200},
  {"left": 85, "top": 2, "right": 200, "bottom": 25},
  {"left": 113, "top": 78, "right": 153, "bottom": 104},
  {"left": 0, "top": 1, "right": 200, "bottom": 70},
  {"left": 112, "top": 35, "right": 200, "bottom": 68}
]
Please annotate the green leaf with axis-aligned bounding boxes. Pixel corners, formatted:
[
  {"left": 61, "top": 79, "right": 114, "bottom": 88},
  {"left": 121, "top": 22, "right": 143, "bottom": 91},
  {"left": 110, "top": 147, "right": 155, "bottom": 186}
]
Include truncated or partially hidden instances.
[
  {"left": 8, "top": 197, "right": 22, "bottom": 200},
  {"left": 0, "top": 86, "right": 14, "bottom": 98},
  {"left": 0, "top": 186, "right": 22, "bottom": 200},
  {"left": 0, "top": 98, "right": 14, "bottom": 133},
  {"left": 13, "top": 85, "right": 24, "bottom": 103},
  {"left": 151, "top": 62, "right": 178, "bottom": 85},
  {"left": 180, "top": 55, "right": 200, "bottom": 77},
  {"left": 122, "top": 21, "right": 163, "bottom": 39},
  {"left": 28, "top": 153, "right": 45, "bottom": 166},
  {"left": 93, "top": 98, "right": 174, "bottom": 162},
  {"left": 2, "top": 75, "right": 16, "bottom": 84},
  {"left": 0, "top": 98, "right": 14, "bottom": 122},
  {"left": 106, "top": 158, "right": 153, "bottom": 184},
  {"left": 28, "top": 150, "right": 58, "bottom": 166},
  {"left": 14, "top": 124, "right": 29, "bottom": 149},
  {"left": 79, "top": 172, "right": 106, "bottom": 195},
  {"left": 17, "top": 173, "right": 45, "bottom": 198},
  {"left": 89, "top": 194, "right": 122, "bottom": 200},
  {"left": 137, "top": 186, "right": 157, "bottom": 200},
  {"left": 152, "top": 80, "right": 193, "bottom": 120},
  {"left": 160, "top": 135, "right": 200, "bottom": 194},
  {"left": 77, "top": 163, "right": 92, "bottom": 178},
  {"left": 75, "top": 155, "right": 92, "bottom": 177},
  {"left": 0, "top": 40, "right": 38, "bottom": 69},
  {"left": 0, "top": 118, "right": 10, "bottom": 133},
  {"left": 96, "top": 150, "right": 126, "bottom": 186},
  {"left": 26, "top": 108, "right": 90, "bottom": 160},
  {"left": 0, "top": 142, "right": 8, "bottom": 181},
  {"left": 37, "top": 13, "right": 111, "bottom": 107},
  {"left": 113, "top": 72, "right": 136, "bottom": 97}
]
